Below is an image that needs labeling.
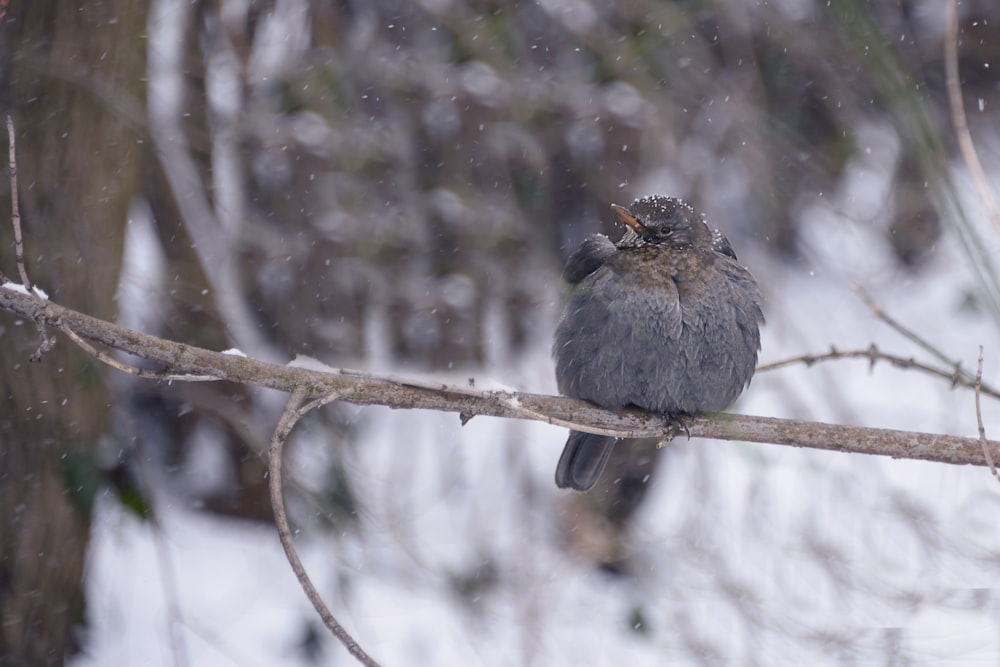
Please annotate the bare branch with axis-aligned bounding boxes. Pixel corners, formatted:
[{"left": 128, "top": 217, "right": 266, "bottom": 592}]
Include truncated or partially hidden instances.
[
  {"left": 853, "top": 284, "right": 976, "bottom": 384},
  {"left": 6, "top": 115, "right": 30, "bottom": 290},
  {"left": 975, "top": 346, "right": 999, "bottom": 481},
  {"left": 757, "top": 343, "right": 1000, "bottom": 401},
  {"left": 1, "top": 284, "right": 997, "bottom": 469},
  {"left": 57, "top": 320, "right": 217, "bottom": 382},
  {"left": 269, "top": 389, "right": 380, "bottom": 666},
  {"left": 945, "top": 0, "right": 1000, "bottom": 233},
  {"left": 150, "top": 516, "right": 190, "bottom": 667}
]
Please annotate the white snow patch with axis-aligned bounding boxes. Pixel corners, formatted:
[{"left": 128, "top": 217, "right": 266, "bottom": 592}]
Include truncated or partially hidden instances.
[
  {"left": 0, "top": 282, "right": 47, "bottom": 299},
  {"left": 287, "top": 354, "right": 336, "bottom": 372},
  {"left": 1, "top": 281, "right": 28, "bottom": 295}
]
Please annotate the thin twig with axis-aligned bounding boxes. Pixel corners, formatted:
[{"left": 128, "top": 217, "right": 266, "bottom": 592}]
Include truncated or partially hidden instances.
[
  {"left": 853, "top": 285, "right": 975, "bottom": 383},
  {"left": 151, "top": 516, "right": 190, "bottom": 667},
  {"left": 945, "top": 0, "right": 1000, "bottom": 234},
  {"left": 974, "top": 345, "right": 998, "bottom": 481},
  {"left": 57, "top": 320, "right": 218, "bottom": 382},
  {"left": 5, "top": 117, "right": 51, "bottom": 361},
  {"left": 757, "top": 343, "right": 1000, "bottom": 401},
  {"left": 268, "top": 388, "right": 381, "bottom": 667},
  {"left": 500, "top": 396, "right": 625, "bottom": 436},
  {"left": 6, "top": 115, "right": 30, "bottom": 290},
  {"left": 500, "top": 394, "right": 688, "bottom": 442},
  {"left": 27, "top": 322, "right": 56, "bottom": 363}
]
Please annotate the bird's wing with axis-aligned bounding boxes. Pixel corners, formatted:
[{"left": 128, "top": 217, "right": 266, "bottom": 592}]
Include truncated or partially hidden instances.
[
  {"left": 698, "top": 255, "right": 765, "bottom": 392},
  {"left": 563, "top": 234, "right": 617, "bottom": 284},
  {"left": 555, "top": 258, "right": 686, "bottom": 410}
]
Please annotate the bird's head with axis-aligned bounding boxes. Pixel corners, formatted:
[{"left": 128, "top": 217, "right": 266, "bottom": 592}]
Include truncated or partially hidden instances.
[{"left": 613, "top": 195, "right": 714, "bottom": 250}]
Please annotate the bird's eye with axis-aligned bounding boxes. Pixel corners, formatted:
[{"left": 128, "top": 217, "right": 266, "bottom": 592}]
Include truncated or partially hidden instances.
[{"left": 656, "top": 224, "right": 672, "bottom": 236}]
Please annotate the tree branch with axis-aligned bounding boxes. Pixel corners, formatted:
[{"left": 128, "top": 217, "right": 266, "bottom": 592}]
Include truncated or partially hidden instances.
[
  {"left": 945, "top": 0, "right": 1000, "bottom": 234},
  {"left": 268, "top": 389, "right": 381, "bottom": 666},
  {"left": 1, "top": 282, "right": 997, "bottom": 469},
  {"left": 5, "top": 115, "right": 30, "bottom": 291},
  {"left": 758, "top": 344, "right": 1000, "bottom": 401}
]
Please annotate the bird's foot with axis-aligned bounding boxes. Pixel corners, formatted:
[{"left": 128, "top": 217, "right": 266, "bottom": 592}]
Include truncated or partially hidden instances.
[{"left": 661, "top": 412, "right": 693, "bottom": 443}]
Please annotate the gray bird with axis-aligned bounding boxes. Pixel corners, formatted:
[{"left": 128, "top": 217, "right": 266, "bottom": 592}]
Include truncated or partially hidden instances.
[{"left": 554, "top": 195, "right": 763, "bottom": 491}]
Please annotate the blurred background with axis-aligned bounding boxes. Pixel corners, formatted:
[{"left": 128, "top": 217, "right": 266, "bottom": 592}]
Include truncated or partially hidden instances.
[{"left": 3, "top": 0, "right": 1000, "bottom": 664}]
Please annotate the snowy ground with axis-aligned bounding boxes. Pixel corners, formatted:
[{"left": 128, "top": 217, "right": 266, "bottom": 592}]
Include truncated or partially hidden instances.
[{"left": 73, "top": 187, "right": 1000, "bottom": 666}]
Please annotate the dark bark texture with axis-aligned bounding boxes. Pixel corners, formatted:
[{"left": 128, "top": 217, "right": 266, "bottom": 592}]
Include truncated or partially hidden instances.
[{"left": 0, "top": 2, "right": 146, "bottom": 664}]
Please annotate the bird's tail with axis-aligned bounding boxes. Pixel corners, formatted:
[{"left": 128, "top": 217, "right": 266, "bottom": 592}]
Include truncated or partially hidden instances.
[{"left": 554, "top": 431, "right": 617, "bottom": 491}]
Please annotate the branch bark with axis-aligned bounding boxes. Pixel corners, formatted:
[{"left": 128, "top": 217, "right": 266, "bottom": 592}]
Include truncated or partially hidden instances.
[{"left": 1, "top": 282, "right": 996, "bottom": 469}]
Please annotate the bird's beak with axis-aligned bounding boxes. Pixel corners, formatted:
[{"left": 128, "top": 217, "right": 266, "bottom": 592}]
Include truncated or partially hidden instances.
[{"left": 611, "top": 204, "right": 646, "bottom": 233}]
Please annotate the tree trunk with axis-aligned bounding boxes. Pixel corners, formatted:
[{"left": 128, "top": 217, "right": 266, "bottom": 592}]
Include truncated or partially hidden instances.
[{"left": 0, "top": 2, "right": 146, "bottom": 664}]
